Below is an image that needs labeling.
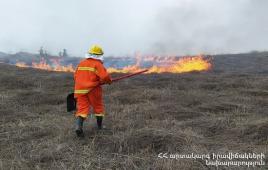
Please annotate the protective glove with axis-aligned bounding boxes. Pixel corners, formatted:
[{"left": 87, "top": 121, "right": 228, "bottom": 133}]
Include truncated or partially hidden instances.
[
  {"left": 106, "top": 79, "right": 112, "bottom": 85},
  {"left": 100, "top": 79, "right": 112, "bottom": 85}
]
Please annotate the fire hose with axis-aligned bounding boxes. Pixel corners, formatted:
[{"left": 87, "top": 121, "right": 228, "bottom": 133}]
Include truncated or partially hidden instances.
[{"left": 67, "top": 69, "right": 148, "bottom": 112}]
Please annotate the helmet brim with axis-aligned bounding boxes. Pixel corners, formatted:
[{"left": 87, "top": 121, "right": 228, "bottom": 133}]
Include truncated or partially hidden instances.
[{"left": 89, "top": 52, "right": 104, "bottom": 55}]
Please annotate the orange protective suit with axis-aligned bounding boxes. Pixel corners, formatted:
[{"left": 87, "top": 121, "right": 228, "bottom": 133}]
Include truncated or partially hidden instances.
[{"left": 74, "top": 58, "right": 111, "bottom": 118}]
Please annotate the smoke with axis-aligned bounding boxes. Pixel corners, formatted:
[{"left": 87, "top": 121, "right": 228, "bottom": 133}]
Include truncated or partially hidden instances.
[
  {"left": 0, "top": 0, "right": 267, "bottom": 56},
  {"left": 148, "top": 0, "right": 268, "bottom": 55}
]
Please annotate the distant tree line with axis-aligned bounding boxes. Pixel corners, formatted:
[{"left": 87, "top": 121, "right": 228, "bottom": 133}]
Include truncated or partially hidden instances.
[{"left": 39, "top": 47, "right": 68, "bottom": 58}]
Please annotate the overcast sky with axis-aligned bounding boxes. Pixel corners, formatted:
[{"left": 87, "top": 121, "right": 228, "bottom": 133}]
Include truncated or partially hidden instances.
[{"left": 0, "top": 0, "right": 267, "bottom": 56}]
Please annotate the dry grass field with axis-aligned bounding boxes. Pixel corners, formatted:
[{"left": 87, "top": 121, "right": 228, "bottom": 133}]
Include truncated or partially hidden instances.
[{"left": 0, "top": 55, "right": 267, "bottom": 169}]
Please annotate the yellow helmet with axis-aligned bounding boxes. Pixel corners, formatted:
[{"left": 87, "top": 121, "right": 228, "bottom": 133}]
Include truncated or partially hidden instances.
[{"left": 88, "top": 45, "right": 104, "bottom": 55}]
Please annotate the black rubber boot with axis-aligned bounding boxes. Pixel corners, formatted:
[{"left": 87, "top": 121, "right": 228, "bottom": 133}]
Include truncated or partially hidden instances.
[
  {"left": 75, "top": 116, "right": 85, "bottom": 137},
  {"left": 96, "top": 116, "right": 103, "bottom": 130}
]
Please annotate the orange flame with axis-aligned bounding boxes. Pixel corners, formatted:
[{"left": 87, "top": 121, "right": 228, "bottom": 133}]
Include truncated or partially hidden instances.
[
  {"left": 31, "top": 58, "right": 75, "bottom": 72},
  {"left": 16, "top": 62, "right": 29, "bottom": 68},
  {"left": 107, "top": 55, "right": 212, "bottom": 73},
  {"left": 15, "top": 55, "right": 212, "bottom": 74}
]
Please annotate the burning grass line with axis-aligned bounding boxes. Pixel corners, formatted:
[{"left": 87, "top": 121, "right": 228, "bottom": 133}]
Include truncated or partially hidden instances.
[{"left": 15, "top": 55, "right": 212, "bottom": 74}]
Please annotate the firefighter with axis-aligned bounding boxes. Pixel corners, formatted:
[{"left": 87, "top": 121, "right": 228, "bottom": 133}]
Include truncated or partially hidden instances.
[{"left": 74, "top": 45, "right": 112, "bottom": 137}]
